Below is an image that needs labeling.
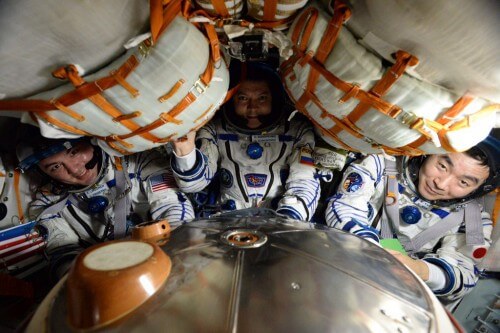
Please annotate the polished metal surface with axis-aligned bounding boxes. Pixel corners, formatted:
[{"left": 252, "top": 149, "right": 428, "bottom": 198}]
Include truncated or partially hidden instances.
[{"left": 48, "top": 209, "right": 439, "bottom": 332}]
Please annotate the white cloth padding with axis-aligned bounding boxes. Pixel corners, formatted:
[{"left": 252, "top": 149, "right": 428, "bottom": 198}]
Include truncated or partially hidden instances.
[
  {"left": 0, "top": 0, "right": 150, "bottom": 99},
  {"left": 194, "top": 0, "right": 243, "bottom": 17},
  {"left": 21, "top": 16, "right": 229, "bottom": 156},
  {"left": 285, "top": 4, "right": 495, "bottom": 154},
  {"left": 332, "top": 0, "right": 500, "bottom": 103},
  {"left": 247, "top": 0, "right": 309, "bottom": 20}
]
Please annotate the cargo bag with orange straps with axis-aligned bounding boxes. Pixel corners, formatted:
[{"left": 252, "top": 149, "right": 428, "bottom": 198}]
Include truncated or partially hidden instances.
[
  {"left": 0, "top": 0, "right": 229, "bottom": 156},
  {"left": 192, "top": 0, "right": 308, "bottom": 29},
  {"left": 282, "top": 1, "right": 498, "bottom": 156}
]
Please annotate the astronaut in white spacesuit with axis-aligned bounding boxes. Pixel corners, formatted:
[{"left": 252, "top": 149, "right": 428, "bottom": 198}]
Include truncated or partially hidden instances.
[
  {"left": 325, "top": 132, "right": 499, "bottom": 303},
  {"left": 171, "top": 63, "right": 320, "bottom": 220},
  {"left": 18, "top": 129, "right": 194, "bottom": 277}
]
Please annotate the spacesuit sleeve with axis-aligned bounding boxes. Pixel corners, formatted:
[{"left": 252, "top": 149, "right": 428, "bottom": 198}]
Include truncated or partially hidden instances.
[
  {"left": 135, "top": 150, "right": 195, "bottom": 226},
  {"left": 324, "top": 154, "right": 385, "bottom": 243},
  {"left": 421, "top": 210, "right": 493, "bottom": 302},
  {"left": 276, "top": 121, "right": 320, "bottom": 221},
  {"left": 33, "top": 195, "right": 85, "bottom": 280},
  {"left": 30, "top": 189, "right": 82, "bottom": 252},
  {"left": 171, "top": 122, "right": 219, "bottom": 194}
]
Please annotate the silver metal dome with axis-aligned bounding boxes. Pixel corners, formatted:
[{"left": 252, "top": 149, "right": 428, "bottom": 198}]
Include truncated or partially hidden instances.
[{"left": 38, "top": 209, "right": 455, "bottom": 332}]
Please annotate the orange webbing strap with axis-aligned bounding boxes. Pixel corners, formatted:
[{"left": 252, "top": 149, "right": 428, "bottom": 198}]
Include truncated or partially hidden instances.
[
  {"left": 36, "top": 113, "right": 90, "bottom": 136},
  {"left": 113, "top": 111, "right": 142, "bottom": 122},
  {"left": 298, "top": 1, "right": 350, "bottom": 110},
  {"left": 90, "top": 94, "right": 161, "bottom": 142},
  {"left": 51, "top": 100, "right": 85, "bottom": 122},
  {"left": 150, "top": 0, "right": 183, "bottom": 44},
  {"left": 315, "top": 1, "right": 351, "bottom": 64},
  {"left": 289, "top": 86, "right": 355, "bottom": 151},
  {"left": 305, "top": 56, "right": 395, "bottom": 112},
  {"left": 194, "top": 104, "right": 213, "bottom": 123},
  {"left": 263, "top": 0, "right": 278, "bottom": 21},
  {"left": 436, "top": 95, "right": 476, "bottom": 125},
  {"left": 492, "top": 189, "right": 500, "bottom": 227},
  {"left": 204, "top": 23, "right": 221, "bottom": 63},
  {"left": 60, "top": 61, "right": 140, "bottom": 100},
  {"left": 150, "top": 0, "right": 164, "bottom": 44},
  {"left": 53, "top": 64, "right": 163, "bottom": 145},
  {"left": 13, "top": 169, "right": 24, "bottom": 223},
  {"left": 0, "top": 56, "right": 140, "bottom": 115},
  {"left": 55, "top": 56, "right": 139, "bottom": 107},
  {"left": 114, "top": 157, "right": 123, "bottom": 171},
  {"left": 220, "top": 16, "right": 295, "bottom": 30},
  {"left": 342, "top": 50, "right": 419, "bottom": 126},
  {"left": 407, "top": 95, "right": 475, "bottom": 149},
  {"left": 110, "top": 70, "right": 139, "bottom": 98},
  {"left": 159, "top": 79, "right": 185, "bottom": 102},
  {"left": 290, "top": 7, "right": 319, "bottom": 52},
  {"left": 447, "top": 104, "right": 500, "bottom": 131},
  {"left": 306, "top": 91, "right": 364, "bottom": 138},
  {"left": 286, "top": 48, "right": 427, "bottom": 155},
  {"left": 211, "top": 0, "right": 230, "bottom": 17},
  {"left": 437, "top": 104, "right": 500, "bottom": 152},
  {"left": 113, "top": 53, "right": 216, "bottom": 144}
]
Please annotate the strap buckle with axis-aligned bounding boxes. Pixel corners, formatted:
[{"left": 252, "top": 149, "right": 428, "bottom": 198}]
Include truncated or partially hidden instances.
[{"left": 190, "top": 79, "right": 207, "bottom": 98}]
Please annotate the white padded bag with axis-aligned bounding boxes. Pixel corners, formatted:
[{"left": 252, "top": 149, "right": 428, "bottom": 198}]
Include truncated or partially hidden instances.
[
  {"left": 12, "top": 14, "right": 229, "bottom": 156},
  {"left": 283, "top": 2, "right": 497, "bottom": 155}
]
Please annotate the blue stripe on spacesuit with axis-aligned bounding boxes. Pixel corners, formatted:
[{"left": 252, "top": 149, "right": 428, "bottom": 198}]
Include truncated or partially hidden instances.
[
  {"left": 218, "top": 134, "right": 239, "bottom": 141},
  {"left": 288, "top": 182, "right": 319, "bottom": 205},
  {"left": 342, "top": 220, "right": 356, "bottom": 232},
  {"left": 326, "top": 203, "right": 367, "bottom": 227},
  {"left": 331, "top": 210, "right": 367, "bottom": 223},
  {"left": 423, "top": 257, "right": 457, "bottom": 295},
  {"left": 368, "top": 155, "right": 383, "bottom": 184},
  {"left": 330, "top": 199, "right": 369, "bottom": 215},
  {"left": 172, "top": 150, "right": 209, "bottom": 183},
  {"left": 430, "top": 208, "right": 450, "bottom": 219},
  {"left": 354, "top": 229, "right": 380, "bottom": 242},
  {"left": 349, "top": 164, "right": 375, "bottom": 182},
  {"left": 277, "top": 206, "right": 303, "bottom": 220}
]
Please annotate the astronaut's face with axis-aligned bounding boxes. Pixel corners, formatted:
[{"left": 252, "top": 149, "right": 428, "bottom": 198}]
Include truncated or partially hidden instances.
[
  {"left": 38, "top": 142, "right": 98, "bottom": 186},
  {"left": 417, "top": 153, "right": 489, "bottom": 201},
  {"left": 233, "top": 80, "right": 272, "bottom": 129}
]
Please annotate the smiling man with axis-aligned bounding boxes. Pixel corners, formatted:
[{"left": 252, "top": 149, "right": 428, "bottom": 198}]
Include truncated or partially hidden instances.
[
  {"left": 325, "top": 131, "right": 499, "bottom": 305},
  {"left": 170, "top": 62, "right": 320, "bottom": 220}
]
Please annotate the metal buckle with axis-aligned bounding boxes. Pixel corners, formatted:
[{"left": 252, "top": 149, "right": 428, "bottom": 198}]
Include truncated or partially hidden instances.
[
  {"left": 397, "top": 110, "right": 419, "bottom": 126},
  {"left": 189, "top": 79, "right": 207, "bottom": 98},
  {"left": 138, "top": 38, "right": 153, "bottom": 57}
]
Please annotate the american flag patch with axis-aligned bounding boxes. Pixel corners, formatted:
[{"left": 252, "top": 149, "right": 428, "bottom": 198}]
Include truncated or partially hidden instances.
[{"left": 149, "top": 173, "right": 177, "bottom": 192}]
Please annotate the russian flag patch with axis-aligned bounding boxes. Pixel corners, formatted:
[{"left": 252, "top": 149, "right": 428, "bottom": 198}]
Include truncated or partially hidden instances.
[{"left": 299, "top": 147, "right": 315, "bottom": 166}]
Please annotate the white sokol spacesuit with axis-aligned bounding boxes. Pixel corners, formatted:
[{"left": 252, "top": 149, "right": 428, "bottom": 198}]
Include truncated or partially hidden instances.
[
  {"left": 171, "top": 60, "right": 320, "bottom": 220},
  {"left": 325, "top": 152, "right": 495, "bottom": 303},
  {"left": 23, "top": 141, "right": 194, "bottom": 276},
  {"left": 171, "top": 114, "right": 320, "bottom": 221}
]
